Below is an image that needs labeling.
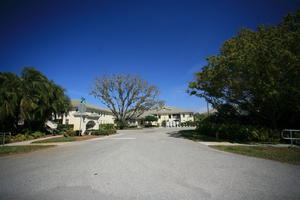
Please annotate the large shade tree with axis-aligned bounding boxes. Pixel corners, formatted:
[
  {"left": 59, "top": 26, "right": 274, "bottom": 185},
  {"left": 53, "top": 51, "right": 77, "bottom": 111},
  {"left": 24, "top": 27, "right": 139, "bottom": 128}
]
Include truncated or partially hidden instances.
[
  {"left": 188, "top": 9, "right": 300, "bottom": 129},
  {"left": 90, "top": 74, "right": 164, "bottom": 121}
]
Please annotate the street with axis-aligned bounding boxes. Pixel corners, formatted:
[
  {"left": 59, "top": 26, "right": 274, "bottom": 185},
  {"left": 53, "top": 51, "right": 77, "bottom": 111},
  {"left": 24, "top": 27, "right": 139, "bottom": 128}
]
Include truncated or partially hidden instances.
[{"left": 0, "top": 128, "right": 299, "bottom": 200}]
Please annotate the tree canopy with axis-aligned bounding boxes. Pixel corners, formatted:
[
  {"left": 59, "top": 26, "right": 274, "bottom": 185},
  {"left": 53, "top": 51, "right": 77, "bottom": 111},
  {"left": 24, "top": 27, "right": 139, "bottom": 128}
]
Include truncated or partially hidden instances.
[
  {"left": 188, "top": 9, "right": 300, "bottom": 129},
  {"left": 0, "top": 67, "right": 71, "bottom": 133},
  {"left": 143, "top": 115, "right": 158, "bottom": 122},
  {"left": 90, "top": 74, "right": 164, "bottom": 121}
]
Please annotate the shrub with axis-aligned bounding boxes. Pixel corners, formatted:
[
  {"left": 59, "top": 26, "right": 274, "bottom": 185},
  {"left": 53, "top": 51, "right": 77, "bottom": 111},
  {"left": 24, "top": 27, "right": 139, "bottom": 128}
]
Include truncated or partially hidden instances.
[
  {"left": 100, "top": 124, "right": 115, "bottom": 130},
  {"left": 63, "top": 130, "right": 77, "bottom": 137},
  {"left": 26, "top": 135, "right": 34, "bottom": 140},
  {"left": 195, "top": 122, "right": 280, "bottom": 143},
  {"left": 31, "top": 131, "right": 44, "bottom": 139},
  {"left": 57, "top": 124, "right": 74, "bottom": 132},
  {"left": 115, "top": 120, "right": 128, "bottom": 130},
  {"left": 90, "top": 129, "right": 116, "bottom": 135},
  {"left": 14, "top": 134, "right": 26, "bottom": 141},
  {"left": 90, "top": 123, "right": 117, "bottom": 135}
]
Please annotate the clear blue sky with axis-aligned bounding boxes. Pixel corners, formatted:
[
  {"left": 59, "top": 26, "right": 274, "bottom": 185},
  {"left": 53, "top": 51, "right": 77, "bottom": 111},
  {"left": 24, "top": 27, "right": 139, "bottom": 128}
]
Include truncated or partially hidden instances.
[{"left": 1, "top": 0, "right": 299, "bottom": 112}]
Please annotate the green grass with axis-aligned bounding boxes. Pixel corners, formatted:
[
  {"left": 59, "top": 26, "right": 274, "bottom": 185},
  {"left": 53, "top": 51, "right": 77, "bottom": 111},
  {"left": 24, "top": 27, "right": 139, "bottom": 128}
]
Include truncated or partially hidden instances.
[
  {"left": 0, "top": 145, "right": 55, "bottom": 155},
  {"left": 32, "top": 137, "right": 76, "bottom": 143},
  {"left": 211, "top": 145, "right": 300, "bottom": 165},
  {"left": 178, "top": 130, "right": 229, "bottom": 142}
]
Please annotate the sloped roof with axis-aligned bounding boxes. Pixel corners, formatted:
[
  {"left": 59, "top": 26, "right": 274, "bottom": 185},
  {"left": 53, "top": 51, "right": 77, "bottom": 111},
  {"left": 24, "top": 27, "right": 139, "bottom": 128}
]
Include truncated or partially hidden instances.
[
  {"left": 140, "top": 106, "right": 194, "bottom": 117},
  {"left": 71, "top": 99, "right": 112, "bottom": 113}
]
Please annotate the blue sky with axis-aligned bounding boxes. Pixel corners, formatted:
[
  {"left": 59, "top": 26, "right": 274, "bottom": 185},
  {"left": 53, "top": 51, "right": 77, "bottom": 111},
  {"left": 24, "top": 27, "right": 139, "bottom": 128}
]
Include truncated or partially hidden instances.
[{"left": 1, "top": 0, "right": 299, "bottom": 113}]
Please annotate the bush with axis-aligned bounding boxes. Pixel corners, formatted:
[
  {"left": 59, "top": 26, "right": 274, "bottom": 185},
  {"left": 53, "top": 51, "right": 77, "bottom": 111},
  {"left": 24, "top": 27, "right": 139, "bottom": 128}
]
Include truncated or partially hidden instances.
[
  {"left": 90, "top": 129, "right": 116, "bottom": 135},
  {"left": 31, "top": 131, "right": 44, "bottom": 139},
  {"left": 14, "top": 134, "right": 26, "bottom": 141},
  {"left": 115, "top": 120, "right": 128, "bottom": 130},
  {"left": 195, "top": 122, "right": 280, "bottom": 143},
  {"left": 57, "top": 124, "right": 74, "bottom": 132},
  {"left": 63, "top": 130, "right": 77, "bottom": 137},
  {"left": 100, "top": 124, "right": 115, "bottom": 130}
]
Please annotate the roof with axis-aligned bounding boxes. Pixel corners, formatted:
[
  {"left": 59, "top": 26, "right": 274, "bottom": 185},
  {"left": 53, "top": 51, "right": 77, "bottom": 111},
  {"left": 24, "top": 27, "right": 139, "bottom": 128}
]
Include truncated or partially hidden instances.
[
  {"left": 140, "top": 106, "right": 194, "bottom": 117},
  {"left": 71, "top": 99, "right": 112, "bottom": 113}
]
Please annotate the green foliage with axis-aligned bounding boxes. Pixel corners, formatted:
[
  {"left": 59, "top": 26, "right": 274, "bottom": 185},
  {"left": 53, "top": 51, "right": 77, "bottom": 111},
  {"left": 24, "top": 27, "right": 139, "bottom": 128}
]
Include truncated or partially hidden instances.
[
  {"left": 31, "top": 131, "right": 44, "bottom": 139},
  {"left": 57, "top": 124, "right": 74, "bottom": 132},
  {"left": 114, "top": 119, "right": 129, "bottom": 130},
  {"left": 195, "top": 122, "right": 280, "bottom": 143},
  {"left": 194, "top": 113, "right": 208, "bottom": 122},
  {"left": 90, "top": 123, "right": 116, "bottom": 135},
  {"left": 90, "top": 129, "right": 116, "bottom": 135},
  {"left": 14, "top": 134, "right": 26, "bottom": 141},
  {"left": 143, "top": 115, "right": 158, "bottom": 122},
  {"left": 180, "top": 121, "right": 196, "bottom": 127},
  {"left": 0, "top": 67, "right": 71, "bottom": 133},
  {"left": 100, "top": 124, "right": 115, "bottom": 130},
  {"left": 188, "top": 9, "right": 300, "bottom": 129},
  {"left": 63, "top": 129, "right": 77, "bottom": 137}
]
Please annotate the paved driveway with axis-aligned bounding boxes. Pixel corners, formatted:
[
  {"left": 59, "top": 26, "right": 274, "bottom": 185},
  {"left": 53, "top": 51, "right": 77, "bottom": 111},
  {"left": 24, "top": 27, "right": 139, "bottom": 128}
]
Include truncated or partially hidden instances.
[{"left": 0, "top": 128, "right": 299, "bottom": 200}]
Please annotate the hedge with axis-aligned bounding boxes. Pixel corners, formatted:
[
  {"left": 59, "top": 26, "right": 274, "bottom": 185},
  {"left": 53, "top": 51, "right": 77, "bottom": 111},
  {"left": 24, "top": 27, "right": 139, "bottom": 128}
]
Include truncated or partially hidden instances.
[
  {"left": 90, "top": 124, "right": 116, "bottom": 136},
  {"left": 195, "top": 122, "right": 280, "bottom": 142}
]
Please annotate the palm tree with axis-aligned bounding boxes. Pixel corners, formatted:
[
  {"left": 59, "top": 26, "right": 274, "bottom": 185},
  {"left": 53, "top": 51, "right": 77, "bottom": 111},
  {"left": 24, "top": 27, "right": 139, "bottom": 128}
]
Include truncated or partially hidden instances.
[{"left": 0, "top": 72, "right": 22, "bottom": 133}]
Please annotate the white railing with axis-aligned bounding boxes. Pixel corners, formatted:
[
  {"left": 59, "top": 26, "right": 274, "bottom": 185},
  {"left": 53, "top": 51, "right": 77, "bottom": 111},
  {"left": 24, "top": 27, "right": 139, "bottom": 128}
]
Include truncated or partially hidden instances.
[{"left": 281, "top": 129, "right": 300, "bottom": 146}]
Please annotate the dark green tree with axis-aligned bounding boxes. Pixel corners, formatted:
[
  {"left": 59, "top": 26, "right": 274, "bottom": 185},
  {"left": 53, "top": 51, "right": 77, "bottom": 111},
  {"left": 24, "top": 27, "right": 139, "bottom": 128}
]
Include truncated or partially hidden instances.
[
  {"left": 0, "top": 72, "right": 22, "bottom": 132},
  {"left": 188, "top": 9, "right": 300, "bottom": 129},
  {"left": 0, "top": 67, "right": 71, "bottom": 133}
]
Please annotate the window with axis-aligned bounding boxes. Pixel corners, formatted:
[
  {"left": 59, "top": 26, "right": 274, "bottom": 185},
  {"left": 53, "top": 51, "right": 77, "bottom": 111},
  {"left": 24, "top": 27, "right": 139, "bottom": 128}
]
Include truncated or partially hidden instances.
[
  {"left": 158, "top": 115, "right": 161, "bottom": 119},
  {"left": 169, "top": 115, "right": 171, "bottom": 119},
  {"left": 189, "top": 114, "right": 192, "bottom": 117},
  {"left": 182, "top": 114, "right": 185, "bottom": 117},
  {"left": 65, "top": 119, "right": 69, "bottom": 125}
]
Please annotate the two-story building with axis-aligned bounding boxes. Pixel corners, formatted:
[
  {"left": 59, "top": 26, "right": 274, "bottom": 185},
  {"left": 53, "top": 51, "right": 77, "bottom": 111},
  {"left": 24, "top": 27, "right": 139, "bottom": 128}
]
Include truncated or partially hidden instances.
[
  {"left": 62, "top": 100, "right": 194, "bottom": 130},
  {"left": 62, "top": 100, "right": 114, "bottom": 132},
  {"left": 137, "top": 106, "right": 194, "bottom": 127}
]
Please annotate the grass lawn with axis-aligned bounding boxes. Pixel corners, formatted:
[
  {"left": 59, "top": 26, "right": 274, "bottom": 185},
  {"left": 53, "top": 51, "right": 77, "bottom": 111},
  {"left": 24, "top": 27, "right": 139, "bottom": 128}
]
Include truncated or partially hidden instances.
[
  {"left": 0, "top": 145, "right": 55, "bottom": 155},
  {"left": 32, "top": 137, "right": 76, "bottom": 143},
  {"left": 211, "top": 145, "right": 300, "bottom": 165},
  {"left": 178, "top": 130, "right": 229, "bottom": 142}
]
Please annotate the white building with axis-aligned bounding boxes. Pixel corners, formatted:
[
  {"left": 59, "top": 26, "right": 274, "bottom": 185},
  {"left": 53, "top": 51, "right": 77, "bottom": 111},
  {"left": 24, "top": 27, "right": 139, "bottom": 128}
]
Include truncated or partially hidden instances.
[{"left": 62, "top": 100, "right": 114, "bottom": 132}]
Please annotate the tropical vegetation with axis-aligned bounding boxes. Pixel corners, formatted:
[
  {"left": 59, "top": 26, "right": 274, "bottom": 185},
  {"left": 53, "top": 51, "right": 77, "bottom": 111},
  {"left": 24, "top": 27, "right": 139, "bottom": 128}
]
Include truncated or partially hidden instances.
[{"left": 0, "top": 67, "right": 71, "bottom": 141}]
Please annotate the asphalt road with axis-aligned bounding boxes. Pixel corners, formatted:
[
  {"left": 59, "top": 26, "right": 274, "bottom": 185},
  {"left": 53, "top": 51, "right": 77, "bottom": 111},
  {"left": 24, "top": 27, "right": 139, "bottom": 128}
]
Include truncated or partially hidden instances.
[{"left": 0, "top": 128, "right": 299, "bottom": 200}]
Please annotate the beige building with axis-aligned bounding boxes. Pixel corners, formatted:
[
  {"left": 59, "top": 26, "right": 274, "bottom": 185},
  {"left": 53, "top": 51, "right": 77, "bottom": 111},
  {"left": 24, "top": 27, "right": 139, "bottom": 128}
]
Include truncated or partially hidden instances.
[
  {"left": 62, "top": 100, "right": 194, "bottom": 130},
  {"left": 62, "top": 100, "right": 114, "bottom": 133},
  {"left": 137, "top": 106, "right": 194, "bottom": 127}
]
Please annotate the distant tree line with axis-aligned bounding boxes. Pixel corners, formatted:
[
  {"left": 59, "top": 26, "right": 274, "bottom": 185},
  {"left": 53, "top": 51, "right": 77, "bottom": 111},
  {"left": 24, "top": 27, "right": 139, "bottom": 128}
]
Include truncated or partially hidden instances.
[
  {"left": 0, "top": 67, "right": 71, "bottom": 134},
  {"left": 189, "top": 9, "right": 300, "bottom": 130}
]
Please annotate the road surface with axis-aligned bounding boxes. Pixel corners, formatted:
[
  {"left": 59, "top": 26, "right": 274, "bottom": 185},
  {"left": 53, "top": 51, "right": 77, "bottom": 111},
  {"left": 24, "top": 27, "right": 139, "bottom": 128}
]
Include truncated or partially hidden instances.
[{"left": 0, "top": 128, "right": 299, "bottom": 200}]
